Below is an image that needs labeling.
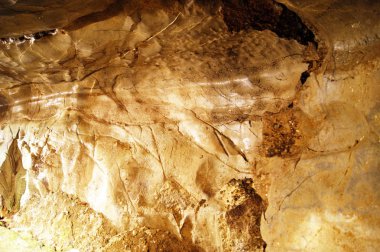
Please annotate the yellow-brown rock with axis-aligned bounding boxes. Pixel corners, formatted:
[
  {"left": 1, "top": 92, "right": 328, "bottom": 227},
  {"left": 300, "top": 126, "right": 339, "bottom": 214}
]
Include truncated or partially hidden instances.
[{"left": 0, "top": 0, "right": 378, "bottom": 251}]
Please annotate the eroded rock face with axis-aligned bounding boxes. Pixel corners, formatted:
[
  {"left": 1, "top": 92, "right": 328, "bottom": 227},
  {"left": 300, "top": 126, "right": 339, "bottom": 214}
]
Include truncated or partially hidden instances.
[{"left": 0, "top": 0, "right": 379, "bottom": 251}]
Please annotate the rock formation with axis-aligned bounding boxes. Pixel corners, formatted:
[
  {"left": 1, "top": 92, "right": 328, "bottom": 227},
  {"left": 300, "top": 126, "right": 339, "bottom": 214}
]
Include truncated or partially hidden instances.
[{"left": 0, "top": 0, "right": 379, "bottom": 251}]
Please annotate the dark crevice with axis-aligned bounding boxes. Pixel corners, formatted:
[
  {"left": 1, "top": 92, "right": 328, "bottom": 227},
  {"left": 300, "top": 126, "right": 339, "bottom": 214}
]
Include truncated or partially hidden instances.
[
  {"left": 220, "top": 0, "right": 320, "bottom": 85},
  {"left": 0, "top": 29, "right": 57, "bottom": 45},
  {"left": 300, "top": 71, "right": 310, "bottom": 85},
  {"left": 221, "top": 0, "right": 316, "bottom": 46}
]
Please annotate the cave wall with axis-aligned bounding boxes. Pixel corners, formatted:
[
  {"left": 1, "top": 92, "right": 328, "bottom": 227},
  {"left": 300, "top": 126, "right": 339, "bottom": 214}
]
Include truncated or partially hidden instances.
[{"left": 0, "top": 0, "right": 378, "bottom": 251}]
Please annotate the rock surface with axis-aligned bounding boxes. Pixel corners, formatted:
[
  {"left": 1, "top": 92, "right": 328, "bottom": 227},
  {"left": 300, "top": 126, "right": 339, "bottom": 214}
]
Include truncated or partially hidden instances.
[{"left": 0, "top": 0, "right": 378, "bottom": 251}]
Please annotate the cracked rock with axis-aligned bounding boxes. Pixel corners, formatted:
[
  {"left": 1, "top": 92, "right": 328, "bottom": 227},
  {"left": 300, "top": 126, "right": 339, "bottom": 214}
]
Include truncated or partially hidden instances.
[{"left": 0, "top": 0, "right": 379, "bottom": 251}]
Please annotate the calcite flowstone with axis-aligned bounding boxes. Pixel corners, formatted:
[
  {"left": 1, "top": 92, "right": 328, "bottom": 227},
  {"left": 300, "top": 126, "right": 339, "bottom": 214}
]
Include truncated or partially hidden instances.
[{"left": 0, "top": 0, "right": 378, "bottom": 251}]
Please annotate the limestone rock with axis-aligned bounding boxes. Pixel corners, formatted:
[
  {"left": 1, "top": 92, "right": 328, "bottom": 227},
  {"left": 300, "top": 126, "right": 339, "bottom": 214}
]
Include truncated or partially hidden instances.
[{"left": 0, "top": 0, "right": 378, "bottom": 251}]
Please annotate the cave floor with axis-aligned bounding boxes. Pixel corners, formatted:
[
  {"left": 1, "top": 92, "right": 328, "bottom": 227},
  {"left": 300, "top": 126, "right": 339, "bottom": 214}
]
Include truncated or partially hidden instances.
[{"left": 0, "top": 226, "right": 53, "bottom": 252}]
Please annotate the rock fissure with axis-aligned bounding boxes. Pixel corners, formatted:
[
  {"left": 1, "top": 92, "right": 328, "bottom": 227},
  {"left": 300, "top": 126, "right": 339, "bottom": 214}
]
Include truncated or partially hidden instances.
[{"left": 0, "top": 29, "right": 57, "bottom": 45}]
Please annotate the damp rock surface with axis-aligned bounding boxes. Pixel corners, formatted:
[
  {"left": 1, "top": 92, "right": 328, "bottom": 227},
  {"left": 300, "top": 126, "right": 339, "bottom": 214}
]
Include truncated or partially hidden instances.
[{"left": 0, "top": 0, "right": 378, "bottom": 251}]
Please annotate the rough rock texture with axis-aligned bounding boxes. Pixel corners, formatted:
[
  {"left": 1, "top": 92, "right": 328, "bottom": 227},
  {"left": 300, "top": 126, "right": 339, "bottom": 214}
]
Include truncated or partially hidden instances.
[
  {"left": 0, "top": 0, "right": 379, "bottom": 251},
  {"left": 0, "top": 0, "right": 114, "bottom": 37},
  {"left": 260, "top": 1, "right": 380, "bottom": 251},
  {"left": 11, "top": 192, "right": 117, "bottom": 251}
]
